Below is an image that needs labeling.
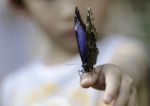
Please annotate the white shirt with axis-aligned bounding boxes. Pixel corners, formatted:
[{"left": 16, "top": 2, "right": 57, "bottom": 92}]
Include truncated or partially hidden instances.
[{"left": 1, "top": 36, "right": 127, "bottom": 106}]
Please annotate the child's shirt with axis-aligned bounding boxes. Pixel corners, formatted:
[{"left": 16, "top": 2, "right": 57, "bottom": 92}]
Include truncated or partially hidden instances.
[{"left": 1, "top": 36, "right": 128, "bottom": 106}]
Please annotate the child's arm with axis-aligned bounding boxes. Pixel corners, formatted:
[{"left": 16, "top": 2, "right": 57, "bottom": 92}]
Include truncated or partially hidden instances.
[{"left": 80, "top": 41, "right": 148, "bottom": 106}]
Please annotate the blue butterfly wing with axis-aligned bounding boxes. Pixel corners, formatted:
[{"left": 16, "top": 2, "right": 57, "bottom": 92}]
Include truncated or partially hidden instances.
[{"left": 75, "top": 8, "right": 88, "bottom": 65}]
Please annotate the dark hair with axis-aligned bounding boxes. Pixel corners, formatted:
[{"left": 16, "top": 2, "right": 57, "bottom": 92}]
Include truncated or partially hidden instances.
[{"left": 10, "top": 0, "right": 24, "bottom": 8}]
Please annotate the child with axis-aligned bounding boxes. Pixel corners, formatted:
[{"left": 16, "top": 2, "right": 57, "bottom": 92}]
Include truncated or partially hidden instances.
[{"left": 1, "top": 0, "right": 149, "bottom": 106}]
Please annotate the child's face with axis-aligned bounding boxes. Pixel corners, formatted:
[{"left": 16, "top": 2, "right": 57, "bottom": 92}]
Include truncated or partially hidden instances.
[{"left": 23, "top": 0, "right": 110, "bottom": 52}]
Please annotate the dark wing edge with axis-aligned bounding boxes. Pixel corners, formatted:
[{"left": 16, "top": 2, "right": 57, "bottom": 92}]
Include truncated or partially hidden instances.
[{"left": 86, "top": 6, "right": 99, "bottom": 71}]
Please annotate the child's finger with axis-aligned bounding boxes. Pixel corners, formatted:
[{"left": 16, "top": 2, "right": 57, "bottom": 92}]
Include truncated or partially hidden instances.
[
  {"left": 80, "top": 72, "right": 94, "bottom": 88},
  {"left": 80, "top": 66, "right": 106, "bottom": 89},
  {"left": 102, "top": 65, "right": 121, "bottom": 104},
  {"left": 80, "top": 64, "right": 122, "bottom": 104},
  {"left": 80, "top": 67, "right": 101, "bottom": 88},
  {"left": 113, "top": 75, "right": 133, "bottom": 106},
  {"left": 127, "top": 87, "right": 138, "bottom": 106}
]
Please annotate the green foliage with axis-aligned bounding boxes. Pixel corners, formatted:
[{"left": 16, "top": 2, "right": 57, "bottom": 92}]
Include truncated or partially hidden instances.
[{"left": 130, "top": 0, "right": 150, "bottom": 44}]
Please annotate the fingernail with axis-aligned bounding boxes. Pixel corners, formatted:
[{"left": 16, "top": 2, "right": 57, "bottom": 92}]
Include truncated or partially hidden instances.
[{"left": 104, "top": 96, "right": 112, "bottom": 104}]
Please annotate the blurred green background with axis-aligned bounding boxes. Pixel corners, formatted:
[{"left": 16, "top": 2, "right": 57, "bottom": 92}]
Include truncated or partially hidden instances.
[{"left": 131, "top": 0, "right": 150, "bottom": 48}]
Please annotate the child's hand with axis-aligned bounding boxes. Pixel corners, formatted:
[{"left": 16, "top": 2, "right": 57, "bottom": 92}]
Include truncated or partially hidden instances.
[{"left": 80, "top": 64, "right": 138, "bottom": 106}]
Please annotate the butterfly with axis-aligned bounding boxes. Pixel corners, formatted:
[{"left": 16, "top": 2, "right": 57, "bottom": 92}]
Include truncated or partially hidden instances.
[{"left": 74, "top": 6, "right": 99, "bottom": 73}]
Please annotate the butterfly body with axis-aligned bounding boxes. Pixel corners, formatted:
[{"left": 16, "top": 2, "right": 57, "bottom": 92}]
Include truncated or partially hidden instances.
[{"left": 75, "top": 7, "right": 99, "bottom": 72}]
